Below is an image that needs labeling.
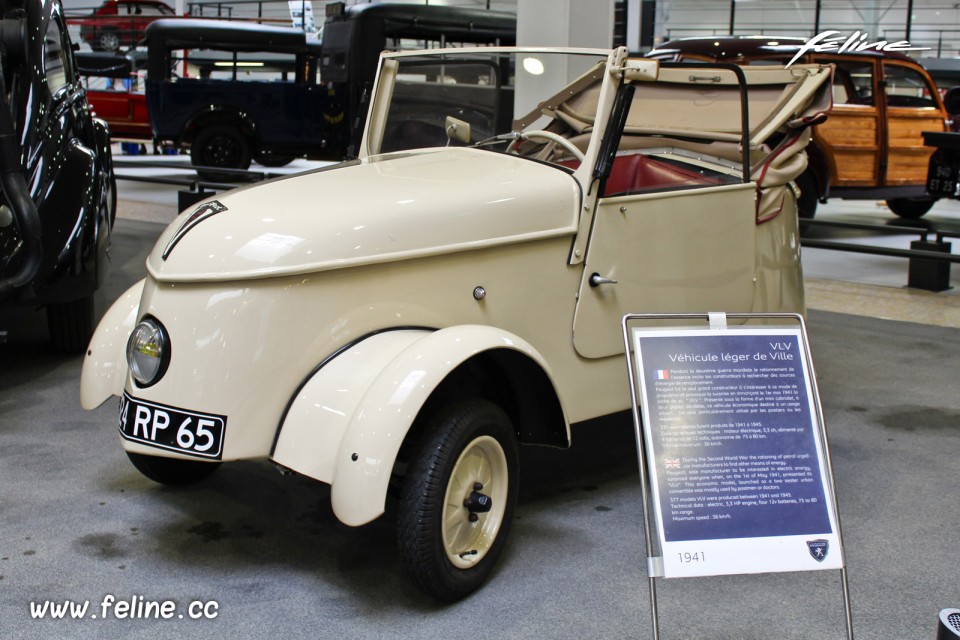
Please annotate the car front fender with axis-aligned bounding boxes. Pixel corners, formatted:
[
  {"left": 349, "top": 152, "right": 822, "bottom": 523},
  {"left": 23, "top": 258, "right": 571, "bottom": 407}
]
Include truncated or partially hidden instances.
[
  {"left": 271, "top": 325, "right": 560, "bottom": 527},
  {"left": 79, "top": 279, "right": 144, "bottom": 410}
]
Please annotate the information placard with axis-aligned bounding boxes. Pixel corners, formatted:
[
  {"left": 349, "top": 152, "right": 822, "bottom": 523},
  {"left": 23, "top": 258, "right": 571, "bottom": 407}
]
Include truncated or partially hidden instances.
[{"left": 630, "top": 325, "right": 843, "bottom": 578}]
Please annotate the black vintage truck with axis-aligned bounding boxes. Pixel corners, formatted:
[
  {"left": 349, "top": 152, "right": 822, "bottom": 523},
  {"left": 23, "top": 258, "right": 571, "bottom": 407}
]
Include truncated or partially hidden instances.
[
  {"left": 144, "top": 3, "right": 516, "bottom": 179},
  {"left": 0, "top": 0, "right": 116, "bottom": 353}
]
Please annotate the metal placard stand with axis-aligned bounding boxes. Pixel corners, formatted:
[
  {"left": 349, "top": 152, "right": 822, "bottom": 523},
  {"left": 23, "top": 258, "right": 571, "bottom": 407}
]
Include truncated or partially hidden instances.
[{"left": 620, "top": 312, "right": 853, "bottom": 639}]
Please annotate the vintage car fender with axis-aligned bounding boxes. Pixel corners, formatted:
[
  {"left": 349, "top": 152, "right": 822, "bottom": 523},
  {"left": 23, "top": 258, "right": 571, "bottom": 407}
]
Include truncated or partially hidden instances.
[
  {"left": 79, "top": 279, "right": 145, "bottom": 410},
  {"left": 271, "top": 324, "right": 565, "bottom": 527}
]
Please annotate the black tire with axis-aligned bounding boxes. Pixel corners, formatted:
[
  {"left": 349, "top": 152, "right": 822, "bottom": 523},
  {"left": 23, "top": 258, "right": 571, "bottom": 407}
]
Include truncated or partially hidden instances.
[
  {"left": 256, "top": 153, "right": 295, "bottom": 168},
  {"left": 47, "top": 295, "right": 94, "bottom": 355},
  {"left": 886, "top": 196, "right": 936, "bottom": 219},
  {"left": 795, "top": 169, "right": 819, "bottom": 220},
  {"left": 126, "top": 451, "right": 221, "bottom": 486},
  {"left": 191, "top": 125, "right": 252, "bottom": 182},
  {"left": 397, "top": 399, "right": 519, "bottom": 602}
]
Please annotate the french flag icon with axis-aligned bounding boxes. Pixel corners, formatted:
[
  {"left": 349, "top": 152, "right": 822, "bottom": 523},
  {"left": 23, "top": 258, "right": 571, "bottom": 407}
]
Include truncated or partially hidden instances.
[{"left": 657, "top": 370, "right": 670, "bottom": 380}]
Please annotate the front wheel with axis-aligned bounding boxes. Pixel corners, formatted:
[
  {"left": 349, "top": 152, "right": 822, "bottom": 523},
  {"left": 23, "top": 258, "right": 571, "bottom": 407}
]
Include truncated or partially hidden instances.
[
  {"left": 97, "top": 30, "right": 120, "bottom": 52},
  {"left": 886, "top": 196, "right": 937, "bottom": 219},
  {"left": 126, "top": 452, "right": 221, "bottom": 486},
  {"left": 397, "top": 399, "right": 519, "bottom": 602}
]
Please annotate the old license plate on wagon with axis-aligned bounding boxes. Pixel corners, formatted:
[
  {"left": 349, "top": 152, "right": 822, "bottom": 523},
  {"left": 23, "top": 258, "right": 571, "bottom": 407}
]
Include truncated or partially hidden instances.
[
  {"left": 927, "top": 150, "right": 960, "bottom": 198},
  {"left": 119, "top": 392, "right": 226, "bottom": 460}
]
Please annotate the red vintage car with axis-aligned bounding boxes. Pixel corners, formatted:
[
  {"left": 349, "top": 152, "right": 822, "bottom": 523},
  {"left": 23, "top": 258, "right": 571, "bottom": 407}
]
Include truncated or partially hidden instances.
[
  {"left": 72, "top": 0, "right": 176, "bottom": 52},
  {"left": 76, "top": 52, "right": 151, "bottom": 141}
]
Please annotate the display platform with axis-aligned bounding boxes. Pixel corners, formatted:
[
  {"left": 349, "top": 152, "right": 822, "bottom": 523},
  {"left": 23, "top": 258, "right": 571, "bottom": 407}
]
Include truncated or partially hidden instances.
[{"left": 1, "top": 217, "right": 958, "bottom": 639}]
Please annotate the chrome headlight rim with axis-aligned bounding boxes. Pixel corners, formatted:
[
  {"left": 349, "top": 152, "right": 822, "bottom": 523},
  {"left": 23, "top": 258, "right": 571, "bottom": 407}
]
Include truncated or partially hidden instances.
[{"left": 126, "top": 316, "right": 171, "bottom": 388}]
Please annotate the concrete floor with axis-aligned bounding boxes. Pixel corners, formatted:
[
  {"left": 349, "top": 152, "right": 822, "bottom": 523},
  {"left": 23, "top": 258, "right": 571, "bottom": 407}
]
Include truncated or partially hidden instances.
[{"left": 1, "top": 157, "right": 959, "bottom": 639}]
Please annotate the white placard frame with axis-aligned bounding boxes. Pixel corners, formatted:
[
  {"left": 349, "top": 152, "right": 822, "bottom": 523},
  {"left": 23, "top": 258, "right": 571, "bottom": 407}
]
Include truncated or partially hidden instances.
[{"left": 620, "top": 312, "right": 853, "bottom": 640}]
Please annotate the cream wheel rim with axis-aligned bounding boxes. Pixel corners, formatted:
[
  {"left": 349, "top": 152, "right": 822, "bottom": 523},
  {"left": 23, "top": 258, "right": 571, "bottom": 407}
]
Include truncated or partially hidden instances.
[{"left": 442, "top": 435, "right": 509, "bottom": 569}]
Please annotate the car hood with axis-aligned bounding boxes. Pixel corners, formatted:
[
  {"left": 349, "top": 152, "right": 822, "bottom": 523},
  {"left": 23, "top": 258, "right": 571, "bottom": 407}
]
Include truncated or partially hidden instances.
[{"left": 146, "top": 148, "right": 581, "bottom": 282}]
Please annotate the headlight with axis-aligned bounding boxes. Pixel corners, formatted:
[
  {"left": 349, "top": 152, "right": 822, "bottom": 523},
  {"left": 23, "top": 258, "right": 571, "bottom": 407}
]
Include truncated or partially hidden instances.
[{"left": 127, "top": 317, "right": 170, "bottom": 387}]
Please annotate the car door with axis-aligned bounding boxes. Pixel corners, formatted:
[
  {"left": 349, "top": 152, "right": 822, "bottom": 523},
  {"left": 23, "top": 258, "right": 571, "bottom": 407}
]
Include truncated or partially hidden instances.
[
  {"left": 570, "top": 69, "right": 758, "bottom": 360},
  {"left": 881, "top": 60, "right": 947, "bottom": 186},
  {"left": 572, "top": 178, "right": 757, "bottom": 358},
  {"left": 570, "top": 62, "right": 830, "bottom": 359},
  {"left": 811, "top": 56, "right": 882, "bottom": 187}
]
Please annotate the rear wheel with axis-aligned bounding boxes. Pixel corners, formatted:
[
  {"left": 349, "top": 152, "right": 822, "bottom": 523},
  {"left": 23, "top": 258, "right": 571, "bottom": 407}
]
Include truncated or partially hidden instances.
[
  {"left": 191, "top": 125, "right": 252, "bottom": 182},
  {"left": 886, "top": 196, "right": 936, "bottom": 219},
  {"left": 126, "top": 452, "right": 221, "bottom": 486},
  {"left": 397, "top": 399, "right": 519, "bottom": 602}
]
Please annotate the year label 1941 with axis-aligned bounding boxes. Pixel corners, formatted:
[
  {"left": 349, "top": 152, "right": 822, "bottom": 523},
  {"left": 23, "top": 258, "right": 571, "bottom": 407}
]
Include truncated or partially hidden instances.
[{"left": 678, "top": 551, "right": 706, "bottom": 564}]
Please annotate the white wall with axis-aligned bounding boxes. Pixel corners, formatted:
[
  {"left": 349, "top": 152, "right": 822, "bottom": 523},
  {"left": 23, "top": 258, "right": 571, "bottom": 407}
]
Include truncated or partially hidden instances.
[
  {"left": 58, "top": 0, "right": 960, "bottom": 60},
  {"left": 513, "top": 0, "right": 614, "bottom": 117},
  {"left": 653, "top": 0, "right": 960, "bottom": 59}
]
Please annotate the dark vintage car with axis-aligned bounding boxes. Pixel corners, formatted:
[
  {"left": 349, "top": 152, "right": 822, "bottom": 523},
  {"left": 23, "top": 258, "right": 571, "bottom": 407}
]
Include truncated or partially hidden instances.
[
  {"left": 648, "top": 35, "right": 955, "bottom": 219},
  {"left": 144, "top": 3, "right": 516, "bottom": 179},
  {"left": 71, "top": 0, "right": 176, "bottom": 52},
  {"left": 0, "top": 0, "right": 116, "bottom": 353}
]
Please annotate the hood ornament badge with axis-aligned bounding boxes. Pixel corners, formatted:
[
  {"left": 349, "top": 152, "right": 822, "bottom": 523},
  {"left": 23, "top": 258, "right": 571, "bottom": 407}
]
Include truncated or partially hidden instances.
[{"left": 162, "top": 200, "right": 229, "bottom": 260}]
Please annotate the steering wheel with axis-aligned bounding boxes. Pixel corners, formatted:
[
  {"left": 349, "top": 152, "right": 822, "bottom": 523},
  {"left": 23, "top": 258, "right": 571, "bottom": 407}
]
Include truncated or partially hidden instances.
[{"left": 509, "top": 130, "right": 585, "bottom": 162}]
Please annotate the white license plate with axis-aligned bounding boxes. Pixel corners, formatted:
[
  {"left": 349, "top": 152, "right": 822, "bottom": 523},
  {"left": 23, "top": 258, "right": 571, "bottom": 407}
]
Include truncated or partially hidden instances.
[{"left": 119, "top": 393, "right": 225, "bottom": 460}]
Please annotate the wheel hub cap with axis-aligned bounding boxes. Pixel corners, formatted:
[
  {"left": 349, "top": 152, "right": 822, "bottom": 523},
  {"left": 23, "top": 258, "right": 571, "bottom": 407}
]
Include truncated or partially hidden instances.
[{"left": 441, "top": 435, "right": 508, "bottom": 569}]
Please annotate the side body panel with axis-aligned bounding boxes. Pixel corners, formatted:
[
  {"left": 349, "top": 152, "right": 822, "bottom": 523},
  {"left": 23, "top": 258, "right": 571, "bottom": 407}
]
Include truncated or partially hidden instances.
[
  {"left": 814, "top": 105, "right": 880, "bottom": 187},
  {"left": 117, "top": 235, "right": 598, "bottom": 461},
  {"left": 573, "top": 182, "right": 759, "bottom": 359},
  {"left": 86, "top": 88, "right": 151, "bottom": 139},
  {"left": 885, "top": 106, "right": 944, "bottom": 185}
]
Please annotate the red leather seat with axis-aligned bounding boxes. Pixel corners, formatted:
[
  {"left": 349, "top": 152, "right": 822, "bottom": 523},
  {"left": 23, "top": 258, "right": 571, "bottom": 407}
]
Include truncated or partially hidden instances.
[{"left": 605, "top": 153, "right": 723, "bottom": 196}]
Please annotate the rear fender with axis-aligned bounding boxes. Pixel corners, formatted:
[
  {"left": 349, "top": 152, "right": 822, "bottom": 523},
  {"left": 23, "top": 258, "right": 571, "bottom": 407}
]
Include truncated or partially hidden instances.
[
  {"left": 271, "top": 325, "right": 563, "bottom": 527},
  {"left": 79, "top": 279, "right": 144, "bottom": 409}
]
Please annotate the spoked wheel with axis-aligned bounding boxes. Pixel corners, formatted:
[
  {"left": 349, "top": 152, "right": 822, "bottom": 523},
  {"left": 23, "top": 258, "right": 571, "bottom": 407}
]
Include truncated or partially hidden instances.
[
  {"left": 397, "top": 399, "right": 519, "bottom": 602},
  {"left": 442, "top": 434, "right": 510, "bottom": 568},
  {"left": 98, "top": 30, "right": 120, "bottom": 52}
]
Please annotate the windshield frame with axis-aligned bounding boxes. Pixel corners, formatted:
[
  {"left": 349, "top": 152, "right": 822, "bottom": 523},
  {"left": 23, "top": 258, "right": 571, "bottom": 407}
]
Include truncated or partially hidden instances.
[{"left": 360, "top": 47, "right": 620, "bottom": 167}]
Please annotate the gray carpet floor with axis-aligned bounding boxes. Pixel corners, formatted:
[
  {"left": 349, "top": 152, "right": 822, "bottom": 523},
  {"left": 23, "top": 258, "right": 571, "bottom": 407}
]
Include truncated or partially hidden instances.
[{"left": 1, "top": 219, "right": 958, "bottom": 639}]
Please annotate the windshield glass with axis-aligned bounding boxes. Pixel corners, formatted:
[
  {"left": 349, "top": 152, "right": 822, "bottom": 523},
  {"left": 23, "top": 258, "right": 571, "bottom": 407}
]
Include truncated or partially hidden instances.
[{"left": 377, "top": 50, "right": 609, "bottom": 166}]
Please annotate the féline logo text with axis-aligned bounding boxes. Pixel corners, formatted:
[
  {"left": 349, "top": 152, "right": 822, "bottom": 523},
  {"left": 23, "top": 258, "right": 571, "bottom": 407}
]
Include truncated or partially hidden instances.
[{"left": 786, "top": 30, "right": 930, "bottom": 67}]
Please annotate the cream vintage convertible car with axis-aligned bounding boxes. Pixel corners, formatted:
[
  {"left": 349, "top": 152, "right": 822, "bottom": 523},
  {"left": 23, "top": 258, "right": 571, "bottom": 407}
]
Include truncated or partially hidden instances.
[{"left": 80, "top": 46, "right": 830, "bottom": 601}]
